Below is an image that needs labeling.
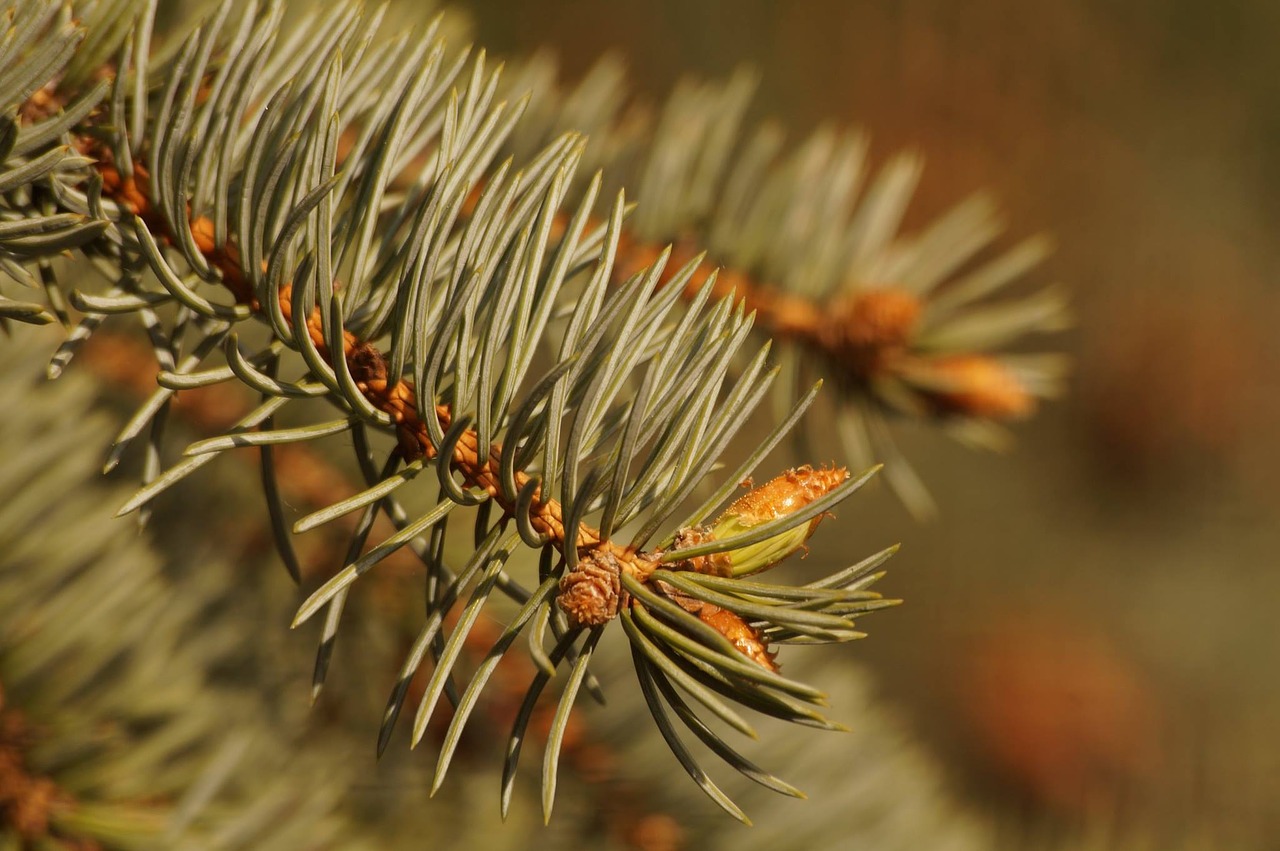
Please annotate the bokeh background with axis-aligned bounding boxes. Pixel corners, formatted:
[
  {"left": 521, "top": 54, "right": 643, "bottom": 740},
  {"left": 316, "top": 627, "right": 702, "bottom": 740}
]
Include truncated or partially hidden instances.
[{"left": 467, "top": 0, "right": 1280, "bottom": 843}]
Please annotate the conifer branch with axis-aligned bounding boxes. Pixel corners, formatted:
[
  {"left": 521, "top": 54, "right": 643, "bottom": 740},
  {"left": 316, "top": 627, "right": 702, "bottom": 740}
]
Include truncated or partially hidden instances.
[
  {"left": 504, "top": 60, "right": 1071, "bottom": 518},
  {"left": 1, "top": 0, "right": 902, "bottom": 821}
]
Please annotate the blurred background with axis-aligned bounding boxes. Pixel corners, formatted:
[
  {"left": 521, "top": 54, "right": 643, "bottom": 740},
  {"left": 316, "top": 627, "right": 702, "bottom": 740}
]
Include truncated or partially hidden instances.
[{"left": 467, "top": 0, "right": 1280, "bottom": 845}]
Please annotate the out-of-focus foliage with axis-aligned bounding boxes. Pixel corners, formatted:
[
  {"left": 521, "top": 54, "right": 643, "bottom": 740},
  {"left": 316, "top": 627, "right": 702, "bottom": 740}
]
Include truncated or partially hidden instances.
[
  {"left": 0, "top": 341, "right": 373, "bottom": 849},
  {"left": 499, "top": 56, "right": 1069, "bottom": 519}
]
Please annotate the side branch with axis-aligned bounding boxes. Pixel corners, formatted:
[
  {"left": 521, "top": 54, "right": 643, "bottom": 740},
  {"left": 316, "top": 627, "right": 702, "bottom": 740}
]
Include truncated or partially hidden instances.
[
  {"left": 614, "top": 237, "right": 1039, "bottom": 420},
  {"left": 460, "top": 181, "right": 1044, "bottom": 425}
]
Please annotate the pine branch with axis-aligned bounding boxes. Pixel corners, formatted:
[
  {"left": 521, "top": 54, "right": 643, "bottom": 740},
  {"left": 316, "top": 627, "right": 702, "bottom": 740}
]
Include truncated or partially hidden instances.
[{"left": 1, "top": 0, "right": 901, "bottom": 822}]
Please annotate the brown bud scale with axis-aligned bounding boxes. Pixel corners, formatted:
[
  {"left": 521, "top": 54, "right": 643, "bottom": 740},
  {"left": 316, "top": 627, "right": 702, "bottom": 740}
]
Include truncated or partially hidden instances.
[{"left": 557, "top": 549, "right": 624, "bottom": 628}]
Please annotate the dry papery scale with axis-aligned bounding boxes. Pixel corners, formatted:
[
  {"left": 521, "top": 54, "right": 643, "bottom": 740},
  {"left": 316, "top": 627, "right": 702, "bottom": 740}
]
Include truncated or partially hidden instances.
[
  {"left": 503, "top": 58, "right": 1071, "bottom": 519},
  {"left": 0, "top": 0, "right": 902, "bottom": 823}
]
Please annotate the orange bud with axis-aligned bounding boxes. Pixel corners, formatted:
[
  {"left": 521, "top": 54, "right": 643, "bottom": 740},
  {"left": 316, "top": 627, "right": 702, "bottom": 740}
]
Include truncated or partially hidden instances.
[
  {"left": 696, "top": 605, "right": 778, "bottom": 672},
  {"left": 845, "top": 288, "right": 922, "bottom": 348},
  {"left": 680, "top": 465, "right": 848, "bottom": 577},
  {"left": 823, "top": 287, "right": 922, "bottom": 377},
  {"left": 719, "top": 464, "right": 848, "bottom": 528},
  {"left": 921, "top": 354, "right": 1036, "bottom": 420},
  {"left": 190, "top": 216, "right": 216, "bottom": 255}
]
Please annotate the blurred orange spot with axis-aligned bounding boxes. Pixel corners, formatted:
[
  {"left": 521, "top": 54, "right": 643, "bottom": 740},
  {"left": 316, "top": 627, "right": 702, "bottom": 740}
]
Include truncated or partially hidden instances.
[{"left": 955, "top": 611, "right": 1163, "bottom": 816}]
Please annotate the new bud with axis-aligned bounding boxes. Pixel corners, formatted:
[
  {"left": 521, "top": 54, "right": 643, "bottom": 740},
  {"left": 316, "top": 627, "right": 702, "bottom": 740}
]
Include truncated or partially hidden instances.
[{"left": 680, "top": 465, "right": 848, "bottom": 578}]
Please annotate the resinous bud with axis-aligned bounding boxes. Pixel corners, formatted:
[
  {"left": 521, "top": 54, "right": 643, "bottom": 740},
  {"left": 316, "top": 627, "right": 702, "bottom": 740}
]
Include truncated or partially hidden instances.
[{"left": 691, "top": 465, "right": 848, "bottom": 577}]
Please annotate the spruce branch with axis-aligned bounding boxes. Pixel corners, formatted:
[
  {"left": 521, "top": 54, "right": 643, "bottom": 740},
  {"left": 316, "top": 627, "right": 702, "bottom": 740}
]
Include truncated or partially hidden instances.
[
  {"left": 503, "top": 59, "right": 1072, "bottom": 518},
  {"left": 1, "top": 0, "right": 902, "bottom": 822},
  {"left": 72, "top": 328, "right": 702, "bottom": 844}
]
